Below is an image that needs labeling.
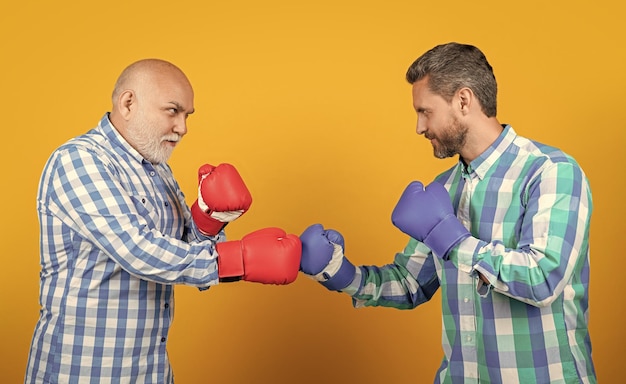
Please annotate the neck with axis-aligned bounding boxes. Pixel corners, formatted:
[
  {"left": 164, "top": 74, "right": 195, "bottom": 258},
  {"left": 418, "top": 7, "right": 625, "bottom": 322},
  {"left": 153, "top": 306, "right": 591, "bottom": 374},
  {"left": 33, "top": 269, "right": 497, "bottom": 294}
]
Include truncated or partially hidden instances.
[{"left": 459, "top": 116, "right": 503, "bottom": 163}]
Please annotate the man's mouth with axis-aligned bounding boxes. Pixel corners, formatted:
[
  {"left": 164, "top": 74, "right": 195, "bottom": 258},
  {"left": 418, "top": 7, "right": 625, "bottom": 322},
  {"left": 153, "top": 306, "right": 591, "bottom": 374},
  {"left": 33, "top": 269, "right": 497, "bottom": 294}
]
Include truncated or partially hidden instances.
[{"left": 162, "top": 135, "right": 181, "bottom": 144}]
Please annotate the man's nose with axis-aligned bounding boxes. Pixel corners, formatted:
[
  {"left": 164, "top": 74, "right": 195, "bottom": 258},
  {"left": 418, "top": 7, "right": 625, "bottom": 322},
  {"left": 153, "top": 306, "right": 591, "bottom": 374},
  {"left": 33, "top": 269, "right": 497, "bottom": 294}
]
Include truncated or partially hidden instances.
[
  {"left": 416, "top": 118, "right": 426, "bottom": 135},
  {"left": 174, "top": 116, "right": 188, "bottom": 136}
]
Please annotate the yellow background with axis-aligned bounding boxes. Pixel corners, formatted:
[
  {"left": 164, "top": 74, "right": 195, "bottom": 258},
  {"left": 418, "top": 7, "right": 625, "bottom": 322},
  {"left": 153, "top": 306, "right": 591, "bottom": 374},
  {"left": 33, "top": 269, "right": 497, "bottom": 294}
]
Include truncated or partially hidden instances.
[{"left": 1, "top": 1, "right": 623, "bottom": 383}]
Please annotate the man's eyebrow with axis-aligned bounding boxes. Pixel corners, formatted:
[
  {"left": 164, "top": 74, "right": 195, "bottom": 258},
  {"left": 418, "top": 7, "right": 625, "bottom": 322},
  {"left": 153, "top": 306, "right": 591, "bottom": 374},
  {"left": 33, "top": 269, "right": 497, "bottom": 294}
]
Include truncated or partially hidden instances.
[{"left": 168, "top": 101, "right": 194, "bottom": 114}]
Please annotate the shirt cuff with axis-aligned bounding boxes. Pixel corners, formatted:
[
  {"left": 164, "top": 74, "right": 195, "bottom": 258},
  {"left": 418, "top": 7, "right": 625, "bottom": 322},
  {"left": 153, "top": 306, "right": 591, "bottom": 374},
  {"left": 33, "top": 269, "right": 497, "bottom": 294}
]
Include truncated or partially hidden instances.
[
  {"left": 450, "top": 236, "right": 481, "bottom": 275},
  {"left": 193, "top": 220, "right": 226, "bottom": 244}
]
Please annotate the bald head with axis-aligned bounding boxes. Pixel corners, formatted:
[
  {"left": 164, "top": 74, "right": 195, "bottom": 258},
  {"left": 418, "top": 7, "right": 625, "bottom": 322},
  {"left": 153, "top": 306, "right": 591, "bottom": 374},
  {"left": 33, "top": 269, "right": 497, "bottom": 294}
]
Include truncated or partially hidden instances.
[{"left": 111, "top": 59, "right": 192, "bottom": 108}]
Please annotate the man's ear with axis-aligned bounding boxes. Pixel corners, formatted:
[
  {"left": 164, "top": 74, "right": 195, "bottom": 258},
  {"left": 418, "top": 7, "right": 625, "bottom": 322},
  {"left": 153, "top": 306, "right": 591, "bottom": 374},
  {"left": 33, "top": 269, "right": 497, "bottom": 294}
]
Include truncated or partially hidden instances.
[
  {"left": 458, "top": 87, "right": 473, "bottom": 115},
  {"left": 117, "top": 90, "right": 135, "bottom": 120}
]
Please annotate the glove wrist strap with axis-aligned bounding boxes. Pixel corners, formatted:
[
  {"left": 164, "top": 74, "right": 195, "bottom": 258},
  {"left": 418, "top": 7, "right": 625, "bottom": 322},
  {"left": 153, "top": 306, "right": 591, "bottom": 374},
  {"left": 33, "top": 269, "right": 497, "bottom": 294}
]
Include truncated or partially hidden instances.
[
  {"left": 191, "top": 200, "right": 226, "bottom": 236},
  {"left": 425, "top": 214, "right": 471, "bottom": 259},
  {"left": 322, "top": 258, "right": 356, "bottom": 291},
  {"left": 308, "top": 244, "right": 356, "bottom": 292},
  {"left": 215, "top": 241, "right": 245, "bottom": 279}
]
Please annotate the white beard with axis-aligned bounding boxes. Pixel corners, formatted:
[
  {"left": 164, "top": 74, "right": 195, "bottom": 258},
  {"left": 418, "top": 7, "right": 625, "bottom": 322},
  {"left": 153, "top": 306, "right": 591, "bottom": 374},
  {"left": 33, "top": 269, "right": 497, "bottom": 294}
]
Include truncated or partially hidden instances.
[{"left": 126, "top": 113, "right": 180, "bottom": 164}]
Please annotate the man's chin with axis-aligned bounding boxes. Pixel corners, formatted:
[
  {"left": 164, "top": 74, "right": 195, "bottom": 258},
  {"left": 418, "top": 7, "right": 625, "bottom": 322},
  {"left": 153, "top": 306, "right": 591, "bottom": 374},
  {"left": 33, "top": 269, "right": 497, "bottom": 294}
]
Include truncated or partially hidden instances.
[
  {"left": 432, "top": 144, "right": 445, "bottom": 159},
  {"left": 146, "top": 151, "right": 173, "bottom": 165},
  {"left": 433, "top": 147, "right": 454, "bottom": 159}
]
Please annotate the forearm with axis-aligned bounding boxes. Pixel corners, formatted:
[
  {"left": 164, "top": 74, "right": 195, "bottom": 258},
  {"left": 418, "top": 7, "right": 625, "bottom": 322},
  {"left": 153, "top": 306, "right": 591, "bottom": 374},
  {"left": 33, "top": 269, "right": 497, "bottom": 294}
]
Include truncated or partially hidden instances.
[
  {"left": 346, "top": 240, "right": 439, "bottom": 309},
  {"left": 93, "top": 222, "right": 222, "bottom": 287},
  {"left": 347, "top": 265, "right": 436, "bottom": 309},
  {"left": 452, "top": 234, "right": 588, "bottom": 307},
  {"left": 52, "top": 189, "right": 223, "bottom": 286}
]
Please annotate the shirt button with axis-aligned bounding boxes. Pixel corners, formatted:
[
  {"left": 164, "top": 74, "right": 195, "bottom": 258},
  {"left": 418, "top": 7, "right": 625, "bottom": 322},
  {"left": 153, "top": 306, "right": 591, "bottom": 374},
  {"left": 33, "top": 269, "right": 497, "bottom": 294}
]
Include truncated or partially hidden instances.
[
  {"left": 164, "top": 303, "right": 169, "bottom": 308},
  {"left": 150, "top": 171, "right": 156, "bottom": 176},
  {"left": 463, "top": 297, "right": 469, "bottom": 303},
  {"left": 466, "top": 336, "right": 472, "bottom": 342},
  {"left": 161, "top": 337, "right": 166, "bottom": 342}
]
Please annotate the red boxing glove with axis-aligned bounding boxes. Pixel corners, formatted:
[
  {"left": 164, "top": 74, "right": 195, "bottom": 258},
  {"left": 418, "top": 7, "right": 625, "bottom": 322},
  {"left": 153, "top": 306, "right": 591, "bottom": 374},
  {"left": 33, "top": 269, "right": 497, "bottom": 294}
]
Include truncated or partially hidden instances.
[
  {"left": 216, "top": 227, "right": 302, "bottom": 285},
  {"left": 191, "top": 163, "right": 253, "bottom": 236}
]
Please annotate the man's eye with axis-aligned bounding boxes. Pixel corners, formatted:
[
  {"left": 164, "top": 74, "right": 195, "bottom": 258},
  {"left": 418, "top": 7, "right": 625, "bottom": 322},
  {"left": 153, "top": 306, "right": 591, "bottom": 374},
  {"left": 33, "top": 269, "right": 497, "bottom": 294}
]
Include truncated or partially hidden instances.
[{"left": 169, "top": 108, "right": 178, "bottom": 114}]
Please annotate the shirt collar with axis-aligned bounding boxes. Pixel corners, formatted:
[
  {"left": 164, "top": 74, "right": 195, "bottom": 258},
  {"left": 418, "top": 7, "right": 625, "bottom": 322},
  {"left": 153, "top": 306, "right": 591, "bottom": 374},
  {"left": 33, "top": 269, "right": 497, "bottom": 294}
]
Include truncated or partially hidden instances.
[{"left": 459, "top": 124, "right": 517, "bottom": 179}]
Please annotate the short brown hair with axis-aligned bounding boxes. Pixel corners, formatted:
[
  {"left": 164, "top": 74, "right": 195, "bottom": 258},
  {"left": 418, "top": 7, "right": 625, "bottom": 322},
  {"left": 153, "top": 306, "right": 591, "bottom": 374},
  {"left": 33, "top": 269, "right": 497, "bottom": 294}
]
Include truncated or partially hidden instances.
[{"left": 406, "top": 43, "right": 498, "bottom": 117}]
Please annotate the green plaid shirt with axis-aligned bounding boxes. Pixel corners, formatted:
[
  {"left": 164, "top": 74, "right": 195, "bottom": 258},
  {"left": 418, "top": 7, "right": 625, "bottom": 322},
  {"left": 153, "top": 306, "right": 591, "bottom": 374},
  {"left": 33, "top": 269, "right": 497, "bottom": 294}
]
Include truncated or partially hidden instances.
[{"left": 343, "top": 126, "right": 595, "bottom": 384}]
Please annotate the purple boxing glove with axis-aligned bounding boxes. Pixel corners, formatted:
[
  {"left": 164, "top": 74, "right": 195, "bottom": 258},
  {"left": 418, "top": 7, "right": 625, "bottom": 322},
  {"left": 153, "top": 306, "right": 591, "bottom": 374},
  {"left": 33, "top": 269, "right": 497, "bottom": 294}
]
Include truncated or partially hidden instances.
[
  {"left": 391, "top": 181, "right": 470, "bottom": 259},
  {"left": 299, "top": 224, "right": 356, "bottom": 291}
]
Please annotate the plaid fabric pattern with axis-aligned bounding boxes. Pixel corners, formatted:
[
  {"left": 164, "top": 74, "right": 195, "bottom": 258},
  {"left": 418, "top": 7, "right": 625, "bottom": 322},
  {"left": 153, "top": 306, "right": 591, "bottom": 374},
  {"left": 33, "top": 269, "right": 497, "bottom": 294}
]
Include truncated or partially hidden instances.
[
  {"left": 344, "top": 126, "right": 595, "bottom": 384},
  {"left": 26, "top": 114, "right": 222, "bottom": 384}
]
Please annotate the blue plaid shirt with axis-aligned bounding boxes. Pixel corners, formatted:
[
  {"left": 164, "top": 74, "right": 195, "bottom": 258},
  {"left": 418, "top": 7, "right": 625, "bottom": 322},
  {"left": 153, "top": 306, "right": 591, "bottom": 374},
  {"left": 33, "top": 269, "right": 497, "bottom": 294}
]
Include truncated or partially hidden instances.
[
  {"left": 343, "top": 126, "right": 595, "bottom": 383},
  {"left": 26, "top": 114, "right": 222, "bottom": 384}
]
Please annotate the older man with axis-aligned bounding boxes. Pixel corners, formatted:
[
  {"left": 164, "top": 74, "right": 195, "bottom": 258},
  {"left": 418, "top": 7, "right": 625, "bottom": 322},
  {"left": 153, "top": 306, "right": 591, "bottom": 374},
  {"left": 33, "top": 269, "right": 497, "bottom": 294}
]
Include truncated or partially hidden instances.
[{"left": 26, "top": 59, "right": 301, "bottom": 383}]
